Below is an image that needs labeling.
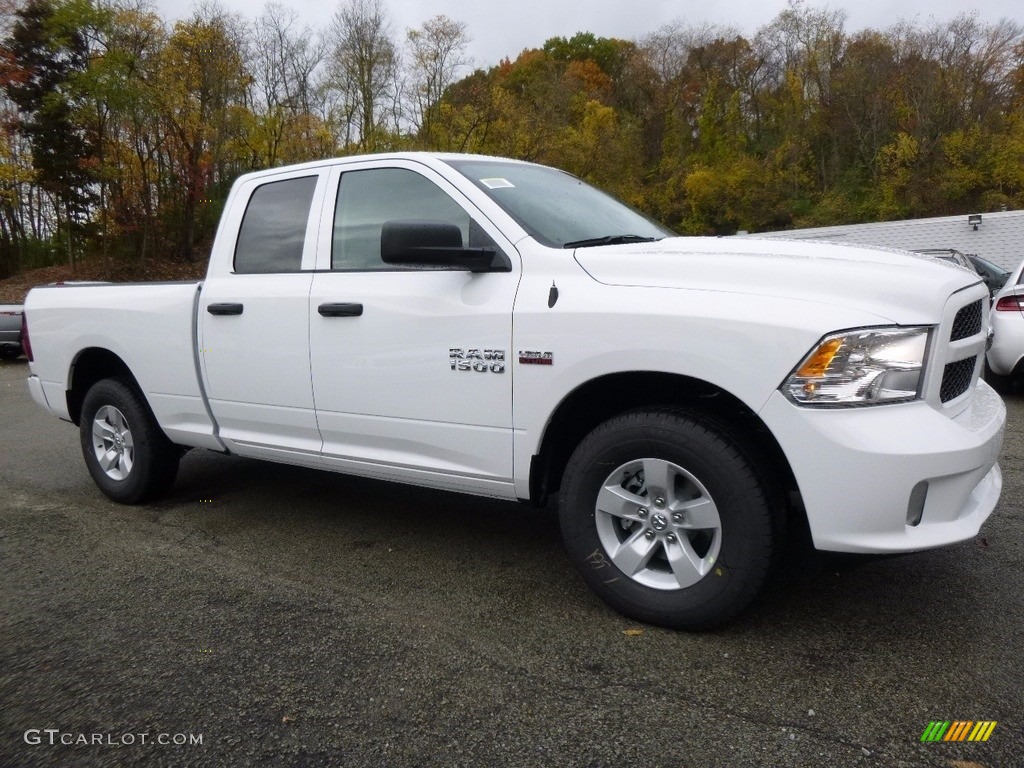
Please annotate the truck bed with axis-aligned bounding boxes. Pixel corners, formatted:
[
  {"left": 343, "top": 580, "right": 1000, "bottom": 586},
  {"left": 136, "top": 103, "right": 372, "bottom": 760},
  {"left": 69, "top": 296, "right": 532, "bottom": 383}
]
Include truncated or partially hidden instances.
[{"left": 25, "top": 281, "right": 220, "bottom": 448}]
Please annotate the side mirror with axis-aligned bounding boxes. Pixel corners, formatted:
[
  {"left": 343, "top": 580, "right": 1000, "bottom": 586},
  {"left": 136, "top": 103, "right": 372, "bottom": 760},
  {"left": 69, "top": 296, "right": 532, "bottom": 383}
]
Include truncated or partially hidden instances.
[{"left": 380, "top": 220, "right": 510, "bottom": 273}]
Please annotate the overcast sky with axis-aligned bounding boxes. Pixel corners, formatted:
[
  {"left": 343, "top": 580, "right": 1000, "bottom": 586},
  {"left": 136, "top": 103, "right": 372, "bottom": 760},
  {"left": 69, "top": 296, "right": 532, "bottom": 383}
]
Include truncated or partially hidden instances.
[{"left": 158, "top": 0, "right": 1024, "bottom": 69}]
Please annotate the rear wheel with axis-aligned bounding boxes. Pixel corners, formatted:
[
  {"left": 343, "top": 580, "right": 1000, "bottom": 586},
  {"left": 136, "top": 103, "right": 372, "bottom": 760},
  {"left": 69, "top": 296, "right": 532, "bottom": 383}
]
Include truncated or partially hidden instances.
[
  {"left": 559, "top": 409, "right": 777, "bottom": 630},
  {"left": 80, "top": 379, "right": 180, "bottom": 503}
]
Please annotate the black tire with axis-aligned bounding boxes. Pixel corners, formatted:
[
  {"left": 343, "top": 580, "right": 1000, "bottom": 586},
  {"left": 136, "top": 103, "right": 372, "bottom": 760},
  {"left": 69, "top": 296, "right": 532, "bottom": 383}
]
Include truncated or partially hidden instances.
[
  {"left": 559, "top": 408, "right": 777, "bottom": 630},
  {"left": 0, "top": 345, "right": 20, "bottom": 360},
  {"left": 79, "top": 378, "right": 180, "bottom": 504}
]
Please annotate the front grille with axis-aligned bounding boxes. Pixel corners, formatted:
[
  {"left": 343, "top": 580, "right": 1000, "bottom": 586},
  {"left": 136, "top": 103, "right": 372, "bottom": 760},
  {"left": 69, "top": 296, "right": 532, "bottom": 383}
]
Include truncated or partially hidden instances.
[
  {"left": 940, "top": 357, "right": 976, "bottom": 402},
  {"left": 950, "top": 300, "right": 983, "bottom": 341}
]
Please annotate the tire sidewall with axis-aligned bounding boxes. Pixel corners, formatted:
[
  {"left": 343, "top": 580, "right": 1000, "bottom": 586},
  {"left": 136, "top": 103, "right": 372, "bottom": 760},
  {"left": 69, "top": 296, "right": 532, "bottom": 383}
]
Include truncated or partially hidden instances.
[{"left": 560, "top": 411, "right": 774, "bottom": 629}]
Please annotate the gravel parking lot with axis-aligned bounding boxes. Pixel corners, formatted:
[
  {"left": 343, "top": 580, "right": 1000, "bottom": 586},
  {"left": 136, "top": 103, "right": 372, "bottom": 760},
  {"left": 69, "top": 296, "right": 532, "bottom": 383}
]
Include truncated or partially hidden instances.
[{"left": 1, "top": 356, "right": 1022, "bottom": 768}]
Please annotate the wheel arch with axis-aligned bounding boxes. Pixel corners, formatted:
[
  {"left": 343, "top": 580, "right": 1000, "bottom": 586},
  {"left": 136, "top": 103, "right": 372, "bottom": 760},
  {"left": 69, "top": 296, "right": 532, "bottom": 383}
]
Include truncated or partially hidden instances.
[
  {"left": 67, "top": 347, "right": 142, "bottom": 426},
  {"left": 529, "top": 371, "right": 799, "bottom": 512}
]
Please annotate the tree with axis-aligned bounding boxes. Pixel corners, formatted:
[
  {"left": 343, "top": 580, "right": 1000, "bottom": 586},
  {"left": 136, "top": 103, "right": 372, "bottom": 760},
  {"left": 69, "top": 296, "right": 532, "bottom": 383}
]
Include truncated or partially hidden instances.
[
  {"left": 153, "top": 5, "right": 250, "bottom": 260},
  {"left": 324, "top": 0, "right": 397, "bottom": 150},
  {"left": 249, "top": 3, "right": 328, "bottom": 166},
  {"left": 95, "top": 2, "right": 168, "bottom": 262},
  {"left": 755, "top": 0, "right": 846, "bottom": 190},
  {"left": 542, "top": 32, "right": 634, "bottom": 83},
  {"left": 3, "top": 0, "right": 98, "bottom": 266},
  {"left": 405, "top": 14, "right": 469, "bottom": 143}
]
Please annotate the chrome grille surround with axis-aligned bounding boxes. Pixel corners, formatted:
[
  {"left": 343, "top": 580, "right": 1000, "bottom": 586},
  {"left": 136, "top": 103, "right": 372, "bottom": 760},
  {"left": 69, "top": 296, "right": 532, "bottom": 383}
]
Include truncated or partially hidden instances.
[{"left": 922, "top": 287, "right": 990, "bottom": 414}]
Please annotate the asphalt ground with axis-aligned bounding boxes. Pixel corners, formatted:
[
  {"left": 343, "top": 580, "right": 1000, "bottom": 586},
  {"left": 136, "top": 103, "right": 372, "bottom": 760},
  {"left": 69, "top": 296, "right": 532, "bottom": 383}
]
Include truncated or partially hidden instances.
[{"left": 1, "top": 356, "right": 1021, "bottom": 768}]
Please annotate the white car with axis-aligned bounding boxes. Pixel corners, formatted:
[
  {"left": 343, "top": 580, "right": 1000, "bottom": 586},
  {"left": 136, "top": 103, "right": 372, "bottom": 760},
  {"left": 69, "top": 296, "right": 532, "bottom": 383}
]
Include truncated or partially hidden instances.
[{"left": 987, "top": 258, "right": 1024, "bottom": 390}]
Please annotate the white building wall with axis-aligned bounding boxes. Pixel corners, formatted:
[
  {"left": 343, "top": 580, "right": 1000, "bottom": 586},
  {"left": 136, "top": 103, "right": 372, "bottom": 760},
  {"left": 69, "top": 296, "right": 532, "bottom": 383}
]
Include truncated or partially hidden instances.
[{"left": 746, "top": 210, "right": 1024, "bottom": 271}]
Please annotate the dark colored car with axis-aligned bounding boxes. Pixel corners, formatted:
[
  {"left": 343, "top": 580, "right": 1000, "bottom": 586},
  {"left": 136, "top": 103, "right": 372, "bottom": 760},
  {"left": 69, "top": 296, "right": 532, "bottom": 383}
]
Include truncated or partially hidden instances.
[
  {"left": 914, "top": 249, "right": 1010, "bottom": 297},
  {"left": 967, "top": 253, "right": 1011, "bottom": 296},
  {"left": 0, "top": 304, "right": 24, "bottom": 359}
]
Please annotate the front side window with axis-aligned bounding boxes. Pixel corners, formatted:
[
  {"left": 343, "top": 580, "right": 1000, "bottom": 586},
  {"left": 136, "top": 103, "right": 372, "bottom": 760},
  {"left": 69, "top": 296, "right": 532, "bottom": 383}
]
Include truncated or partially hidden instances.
[
  {"left": 332, "top": 168, "right": 473, "bottom": 271},
  {"left": 234, "top": 176, "right": 317, "bottom": 274}
]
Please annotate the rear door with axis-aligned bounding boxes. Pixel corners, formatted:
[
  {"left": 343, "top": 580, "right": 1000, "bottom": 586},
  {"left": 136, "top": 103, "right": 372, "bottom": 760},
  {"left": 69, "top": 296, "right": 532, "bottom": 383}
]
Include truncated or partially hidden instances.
[
  {"left": 199, "top": 167, "right": 329, "bottom": 464},
  {"left": 308, "top": 160, "right": 521, "bottom": 497}
]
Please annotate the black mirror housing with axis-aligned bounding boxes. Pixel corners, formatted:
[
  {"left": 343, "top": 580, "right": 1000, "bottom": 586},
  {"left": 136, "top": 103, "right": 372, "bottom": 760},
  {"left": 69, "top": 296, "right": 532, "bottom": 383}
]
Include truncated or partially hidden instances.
[{"left": 380, "top": 220, "right": 510, "bottom": 273}]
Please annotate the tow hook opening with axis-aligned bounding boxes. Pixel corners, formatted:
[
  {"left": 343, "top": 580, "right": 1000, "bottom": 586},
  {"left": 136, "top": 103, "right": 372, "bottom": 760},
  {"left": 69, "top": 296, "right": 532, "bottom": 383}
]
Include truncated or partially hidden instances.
[{"left": 907, "top": 481, "right": 929, "bottom": 527}]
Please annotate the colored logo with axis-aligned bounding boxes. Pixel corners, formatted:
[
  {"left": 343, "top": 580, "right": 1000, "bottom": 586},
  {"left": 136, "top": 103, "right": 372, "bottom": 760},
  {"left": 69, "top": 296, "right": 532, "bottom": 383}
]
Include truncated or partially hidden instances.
[{"left": 921, "top": 721, "right": 997, "bottom": 742}]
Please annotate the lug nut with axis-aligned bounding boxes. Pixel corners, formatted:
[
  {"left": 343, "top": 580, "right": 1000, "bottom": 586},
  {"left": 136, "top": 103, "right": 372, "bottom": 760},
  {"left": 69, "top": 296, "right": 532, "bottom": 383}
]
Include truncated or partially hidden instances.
[
  {"left": 672, "top": 512, "right": 683, "bottom": 524},
  {"left": 655, "top": 497, "right": 666, "bottom": 508},
  {"left": 645, "top": 529, "right": 656, "bottom": 540},
  {"left": 666, "top": 533, "right": 677, "bottom": 543},
  {"left": 638, "top": 507, "right": 648, "bottom": 518}
]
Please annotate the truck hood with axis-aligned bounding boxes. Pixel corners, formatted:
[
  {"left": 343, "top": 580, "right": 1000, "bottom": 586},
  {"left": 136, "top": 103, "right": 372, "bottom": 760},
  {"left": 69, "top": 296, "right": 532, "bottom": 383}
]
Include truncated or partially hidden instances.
[{"left": 573, "top": 236, "right": 981, "bottom": 324}]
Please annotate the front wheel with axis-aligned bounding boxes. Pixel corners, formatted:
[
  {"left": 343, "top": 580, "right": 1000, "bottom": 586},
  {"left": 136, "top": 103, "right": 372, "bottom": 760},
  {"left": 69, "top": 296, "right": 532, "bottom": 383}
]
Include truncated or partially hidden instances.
[
  {"left": 559, "top": 409, "right": 777, "bottom": 630},
  {"left": 80, "top": 378, "right": 180, "bottom": 504}
]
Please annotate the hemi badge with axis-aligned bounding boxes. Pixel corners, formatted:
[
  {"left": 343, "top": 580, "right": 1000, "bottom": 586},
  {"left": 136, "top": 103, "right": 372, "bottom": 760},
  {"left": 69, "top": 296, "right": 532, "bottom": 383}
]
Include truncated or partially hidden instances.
[{"left": 519, "top": 351, "right": 553, "bottom": 366}]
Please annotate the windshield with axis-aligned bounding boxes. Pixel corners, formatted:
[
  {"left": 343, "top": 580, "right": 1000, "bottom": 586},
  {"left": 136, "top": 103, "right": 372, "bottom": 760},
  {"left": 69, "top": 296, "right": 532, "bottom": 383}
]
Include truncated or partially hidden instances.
[{"left": 444, "top": 159, "right": 674, "bottom": 248}]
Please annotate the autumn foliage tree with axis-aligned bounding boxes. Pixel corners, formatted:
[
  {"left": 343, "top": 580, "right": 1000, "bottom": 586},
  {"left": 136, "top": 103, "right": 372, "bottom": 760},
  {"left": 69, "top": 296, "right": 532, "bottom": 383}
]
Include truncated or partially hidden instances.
[
  {"left": 0, "top": 0, "right": 1023, "bottom": 278},
  {"left": 3, "top": 0, "right": 97, "bottom": 267},
  {"left": 154, "top": 8, "right": 249, "bottom": 260}
]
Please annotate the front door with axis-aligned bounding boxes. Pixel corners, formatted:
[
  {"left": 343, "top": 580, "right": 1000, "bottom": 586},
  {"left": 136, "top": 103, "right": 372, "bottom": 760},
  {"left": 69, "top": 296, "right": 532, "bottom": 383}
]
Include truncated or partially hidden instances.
[{"left": 308, "top": 162, "right": 520, "bottom": 497}]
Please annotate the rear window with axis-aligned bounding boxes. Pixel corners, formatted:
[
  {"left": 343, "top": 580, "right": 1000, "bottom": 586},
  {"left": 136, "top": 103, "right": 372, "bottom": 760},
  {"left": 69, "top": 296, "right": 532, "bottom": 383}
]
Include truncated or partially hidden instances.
[{"left": 234, "top": 176, "right": 317, "bottom": 273}]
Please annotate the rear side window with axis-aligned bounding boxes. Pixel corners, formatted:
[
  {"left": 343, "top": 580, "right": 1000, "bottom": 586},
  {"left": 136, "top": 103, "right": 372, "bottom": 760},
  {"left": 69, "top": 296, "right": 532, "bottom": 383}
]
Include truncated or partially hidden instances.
[{"left": 234, "top": 176, "right": 317, "bottom": 273}]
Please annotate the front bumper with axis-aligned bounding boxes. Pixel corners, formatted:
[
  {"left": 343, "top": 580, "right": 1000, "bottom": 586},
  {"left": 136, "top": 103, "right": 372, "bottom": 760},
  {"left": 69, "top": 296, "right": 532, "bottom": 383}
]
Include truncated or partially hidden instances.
[{"left": 759, "top": 381, "right": 1005, "bottom": 553}]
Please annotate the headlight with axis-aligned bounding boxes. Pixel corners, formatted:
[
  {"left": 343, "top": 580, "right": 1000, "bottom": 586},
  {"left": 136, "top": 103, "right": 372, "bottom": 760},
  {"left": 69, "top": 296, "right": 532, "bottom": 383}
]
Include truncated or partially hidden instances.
[{"left": 783, "top": 327, "right": 930, "bottom": 406}]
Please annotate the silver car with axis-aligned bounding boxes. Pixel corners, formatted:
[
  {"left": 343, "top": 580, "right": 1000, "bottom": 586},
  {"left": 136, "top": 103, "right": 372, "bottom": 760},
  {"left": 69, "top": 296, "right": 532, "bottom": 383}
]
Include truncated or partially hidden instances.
[{"left": 0, "top": 304, "right": 23, "bottom": 359}]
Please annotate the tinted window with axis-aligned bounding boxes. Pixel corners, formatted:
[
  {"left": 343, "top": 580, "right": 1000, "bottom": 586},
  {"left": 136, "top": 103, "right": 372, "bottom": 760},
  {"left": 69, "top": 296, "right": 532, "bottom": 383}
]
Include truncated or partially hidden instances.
[
  {"left": 234, "top": 176, "right": 317, "bottom": 274},
  {"left": 333, "top": 168, "right": 471, "bottom": 270}
]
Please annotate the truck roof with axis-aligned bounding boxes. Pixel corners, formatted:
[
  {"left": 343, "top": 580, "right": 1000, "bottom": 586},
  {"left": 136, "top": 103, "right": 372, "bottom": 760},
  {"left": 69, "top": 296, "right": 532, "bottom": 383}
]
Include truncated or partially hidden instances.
[{"left": 230, "top": 152, "right": 536, "bottom": 185}]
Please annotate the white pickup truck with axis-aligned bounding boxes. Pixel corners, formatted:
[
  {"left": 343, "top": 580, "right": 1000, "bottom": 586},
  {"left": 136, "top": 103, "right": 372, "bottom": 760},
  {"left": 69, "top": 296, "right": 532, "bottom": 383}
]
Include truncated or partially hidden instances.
[{"left": 24, "top": 153, "right": 1005, "bottom": 629}]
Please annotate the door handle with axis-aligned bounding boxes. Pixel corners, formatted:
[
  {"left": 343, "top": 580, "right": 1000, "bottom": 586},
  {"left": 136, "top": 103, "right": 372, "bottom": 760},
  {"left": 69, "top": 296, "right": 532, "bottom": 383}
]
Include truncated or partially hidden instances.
[
  {"left": 318, "top": 303, "right": 363, "bottom": 317},
  {"left": 207, "top": 303, "right": 244, "bottom": 316}
]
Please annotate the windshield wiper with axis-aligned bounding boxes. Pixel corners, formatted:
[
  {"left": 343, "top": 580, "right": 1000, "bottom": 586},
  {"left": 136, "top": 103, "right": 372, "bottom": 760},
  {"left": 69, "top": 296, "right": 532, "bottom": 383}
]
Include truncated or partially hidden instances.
[{"left": 562, "top": 234, "right": 663, "bottom": 249}]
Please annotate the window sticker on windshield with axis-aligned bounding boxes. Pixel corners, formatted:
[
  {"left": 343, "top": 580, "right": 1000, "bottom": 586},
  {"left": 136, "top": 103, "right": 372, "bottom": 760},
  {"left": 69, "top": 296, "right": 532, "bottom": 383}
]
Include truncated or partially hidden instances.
[{"left": 480, "top": 178, "right": 515, "bottom": 189}]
